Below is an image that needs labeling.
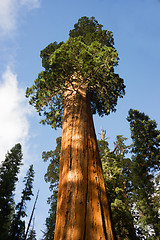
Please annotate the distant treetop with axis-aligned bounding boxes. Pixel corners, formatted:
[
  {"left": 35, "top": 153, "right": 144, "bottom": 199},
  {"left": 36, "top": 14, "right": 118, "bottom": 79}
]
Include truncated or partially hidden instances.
[{"left": 69, "top": 16, "right": 115, "bottom": 47}]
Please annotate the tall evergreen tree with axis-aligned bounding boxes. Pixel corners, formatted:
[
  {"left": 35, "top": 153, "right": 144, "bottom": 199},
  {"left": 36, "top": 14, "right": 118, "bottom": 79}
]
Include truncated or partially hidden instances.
[
  {"left": 0, "top": 143, "right": 23, "bottom": 240},
  {"left": 10, "top": 165, "right": 35, "bottom": 240},
  {"left": 100, "top": 135, "right": 138, "bottom": 240},
  {"left": 26, "top": 16, "right": 125, "bottom": 240},
  {"left": 42, "top": 137, "right": 61, "bottom": 239},
  {"left": 127, "top": 109, "right": 160, "bottom": 239}
]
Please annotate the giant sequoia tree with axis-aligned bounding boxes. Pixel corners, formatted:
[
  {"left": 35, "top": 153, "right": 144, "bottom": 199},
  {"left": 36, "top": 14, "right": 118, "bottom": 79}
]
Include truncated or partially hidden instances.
[{"left": 26, "top": 16, "right": 125, "bottom": 240}]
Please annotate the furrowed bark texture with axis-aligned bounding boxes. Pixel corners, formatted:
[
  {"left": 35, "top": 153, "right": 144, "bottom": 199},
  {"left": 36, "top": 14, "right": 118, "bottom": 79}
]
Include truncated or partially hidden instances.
[{"left": 54, "top": 82, "right": 115, "bottom": 240}]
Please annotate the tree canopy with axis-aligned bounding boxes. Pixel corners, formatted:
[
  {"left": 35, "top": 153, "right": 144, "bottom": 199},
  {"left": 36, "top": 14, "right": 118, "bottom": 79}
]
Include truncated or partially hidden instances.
[{"left": 26, "top": 16, "right": 125, "bottom": 129}]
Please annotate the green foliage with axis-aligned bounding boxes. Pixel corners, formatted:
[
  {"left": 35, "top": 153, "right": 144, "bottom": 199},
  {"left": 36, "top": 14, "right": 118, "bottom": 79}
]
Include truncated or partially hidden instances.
[
  {"left": 43, "top": 191, "right": 58, "bottom": 240},
  {"left": 0, "top": 144, "right": 23, "bottom": 240},
  {"left": 0, "top": 146, "right": 36, "bottom": 240},
  {"left": 127, "top": 109, "right": 160, "bottom": 170},
  {"left": 40, "top": 41, "right": 64, "bottom": 70},
  {"left": 43, "top": 137, "right": 61, "bottom": 190},
  {"left": 10, "top": 165, "right": 35, "bottom": 240},
  {"left": 100, "top": 136, "right": 138, "bottom": 240},
  {"left": 42, "top": 137, "right": 61, "bottom": 239},
  {"left": 26, "top": 16, "right": 125, "bottom": 129},
  {"left": 21, "top": 165, "right": 35, "bottom": 202},
  {"left": 69, "top": 16, "right": 115, "bottom": 47},
  {"left": 127, "top": 109, "right": 160, "bottom": 238}
]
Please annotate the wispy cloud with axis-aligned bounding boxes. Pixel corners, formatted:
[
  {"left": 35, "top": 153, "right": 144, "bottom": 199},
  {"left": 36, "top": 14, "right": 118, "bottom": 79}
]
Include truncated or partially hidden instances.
[
  {"left": 21, "top": 0, "right": 41, "bottom": 9},
  {"left": 0, "top": 0, "right": 17, "bottom": 35},
  {"left": 0, "top": 0, "right": 40, "bottom": 36},
  {"left": 0, "top": 66, "right": 31, "bottom": 162}
]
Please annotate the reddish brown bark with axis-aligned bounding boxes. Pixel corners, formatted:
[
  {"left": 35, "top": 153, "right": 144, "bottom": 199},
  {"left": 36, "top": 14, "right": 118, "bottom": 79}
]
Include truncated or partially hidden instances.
[{"left": 54, "top": 82, "right": 115, "bottom": 240}]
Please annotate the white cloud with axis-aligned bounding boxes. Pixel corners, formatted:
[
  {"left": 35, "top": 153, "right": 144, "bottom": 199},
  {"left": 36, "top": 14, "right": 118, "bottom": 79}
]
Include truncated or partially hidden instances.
[
  {"left": 0, "top": 0, "right": 40, "bottom": 36},
  {"left": 0, "top": 66, "right": 31, "bottom": 162},
  {"left": 0, "top": 0, "right": 17, "bottom": 35}
]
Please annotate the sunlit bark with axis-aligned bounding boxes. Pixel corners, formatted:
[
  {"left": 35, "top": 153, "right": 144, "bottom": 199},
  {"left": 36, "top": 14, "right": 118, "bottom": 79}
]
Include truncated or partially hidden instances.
[{"left": 54, "top": 80, "right": 115, "bottom": 240}]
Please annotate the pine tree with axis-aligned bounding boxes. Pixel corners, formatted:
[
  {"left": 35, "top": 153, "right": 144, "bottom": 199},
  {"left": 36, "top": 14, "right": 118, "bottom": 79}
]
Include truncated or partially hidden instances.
[
  {"left": 26, "top": 16, "right": 125, "bottom": 240},
  {"left": 10, "top": 165, "right": 35, "bottom": 240},
  {"left": 127, "top": 109, "right": 160, "bottom": 239},
  {"left": 0, "top": 143, "right": 23, "bottom": 240},
  {"left": 100, "top": 135, "right": 138, "bottom": 239},
  {"left": 42, "top": 137, "right": 61, "bottom": 239}
]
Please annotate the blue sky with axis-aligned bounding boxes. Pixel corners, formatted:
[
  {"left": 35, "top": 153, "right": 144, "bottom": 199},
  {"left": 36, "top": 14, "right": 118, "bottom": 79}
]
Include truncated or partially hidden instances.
[{"left": 0, "top": 0, "right": 160, "bottom": 238}]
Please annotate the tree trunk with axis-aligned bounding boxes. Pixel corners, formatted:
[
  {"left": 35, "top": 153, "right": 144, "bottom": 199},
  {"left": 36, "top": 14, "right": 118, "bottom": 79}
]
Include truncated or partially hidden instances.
[{"left": 54, "top": 81, "right": 115, "bottom": 240}]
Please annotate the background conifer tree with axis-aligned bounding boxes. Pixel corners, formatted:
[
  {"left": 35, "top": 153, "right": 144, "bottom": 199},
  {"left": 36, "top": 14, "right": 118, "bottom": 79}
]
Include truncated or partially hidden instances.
[
  {"left": 127, "top": 109, "right": 160, "bottom": 239},
  {"left": 42, "top": 137, "right": 61, "bottom": 239},
  {"left": 10, "top": 164, "right": 35, "bottom": 240},
  {"left": 0, "top": 143, "right": 23, "bottom": 240},
  {"left": 100, "top": 135, "right": 138, "bottom": 240}
]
